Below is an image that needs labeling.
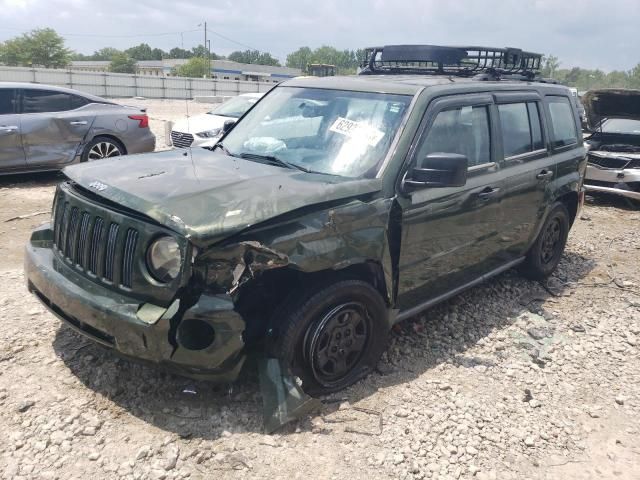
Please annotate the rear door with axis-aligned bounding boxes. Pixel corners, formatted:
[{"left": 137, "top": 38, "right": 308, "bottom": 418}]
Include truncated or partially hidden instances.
[
  {"left": 494, "top": 92, "right": 557, "bottom": 259},
  {"left": 395, "top": 94, "right": 507, "bottom": 310},
  {"left": 19, "top": 88, "right": 95, "bottom": 167},
  {"left": 497, "top": 93, "right": 583, "bottom": 260},
  {"left": 0, "top": 88, "right": 26, "bottom": 170}
]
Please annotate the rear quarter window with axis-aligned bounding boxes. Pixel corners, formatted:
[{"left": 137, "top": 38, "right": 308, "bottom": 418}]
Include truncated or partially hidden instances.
[
  {"left": 70, "top": 95, "right": 90, "bottom": 109},
  {"left": 547, "top": 96, "right": 578, "bottom": 148}
]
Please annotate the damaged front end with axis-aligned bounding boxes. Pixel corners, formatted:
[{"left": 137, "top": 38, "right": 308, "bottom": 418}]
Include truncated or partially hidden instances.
[
  {"left": 583, "top": 88, "right": 640, "bottom": 200},
  {"left": 25, "top": 182, "right": 247, "bottom": 383},
  {"left": 24, "top": 174, "right": 397, "bottom": 431}
]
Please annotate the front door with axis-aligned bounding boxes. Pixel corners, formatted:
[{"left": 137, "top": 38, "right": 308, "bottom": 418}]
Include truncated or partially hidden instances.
[
  {"left": 395, "top": 94, "right": 506, "bottom": 311},
  {"left": 20, "top": 88, "right": 94, "bottom": 168},
  {"left": 0, "top": 88, "right": 26, "bottom": 170}
]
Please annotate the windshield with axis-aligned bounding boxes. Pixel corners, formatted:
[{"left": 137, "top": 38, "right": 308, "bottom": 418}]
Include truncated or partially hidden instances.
[
  {"left": 221, "top": 87, "right": 412, "bottom": 178},
  {"left": 210, "top": 96, "right": 260, "bottom": 118},
  {"left": 601, "top": 118, "right": 640, "bottom": 135}
]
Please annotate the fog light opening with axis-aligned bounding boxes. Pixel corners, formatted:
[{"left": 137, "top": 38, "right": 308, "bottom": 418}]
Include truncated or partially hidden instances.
[{"left": 177, "top": 319, "right": 215, "bottom": 351}]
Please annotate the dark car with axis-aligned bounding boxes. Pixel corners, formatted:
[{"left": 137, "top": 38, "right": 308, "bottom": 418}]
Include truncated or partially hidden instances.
[
  {"left": 0, "top": 82, "right": 155, "bottom": 174},
  {"left": 25, "top": 46, "right": 586, "bottom": 396}
]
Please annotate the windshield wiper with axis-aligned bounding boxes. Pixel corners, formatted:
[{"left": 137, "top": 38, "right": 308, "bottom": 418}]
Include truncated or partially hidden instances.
[
  {"left": 238, "top": 153, "right": 314, "bottom": 173},
  {"left": 213, "top": 142, "right": 238, "bottom": 157}
]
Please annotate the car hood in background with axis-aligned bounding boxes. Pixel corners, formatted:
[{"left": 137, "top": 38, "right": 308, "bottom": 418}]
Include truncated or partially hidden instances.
[
  {"left": 62, "top": 149, "right": 382, "bottom": 246},
  {"left": 172, "top": 113, "right": 234, "bottom": 135},
  {"left": 583, "top": 88, "right": 640, "bottom": 130}
]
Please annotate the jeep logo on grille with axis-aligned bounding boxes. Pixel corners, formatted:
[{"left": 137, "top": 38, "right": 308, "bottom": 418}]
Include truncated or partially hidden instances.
[{"left": 88, "top": 181, "right": 108, "bottom": 191}]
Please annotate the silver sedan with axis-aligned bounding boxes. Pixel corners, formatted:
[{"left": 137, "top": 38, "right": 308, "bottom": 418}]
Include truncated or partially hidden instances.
[{"left": 0, "top": 82, "right": 155, "bottom": 174}]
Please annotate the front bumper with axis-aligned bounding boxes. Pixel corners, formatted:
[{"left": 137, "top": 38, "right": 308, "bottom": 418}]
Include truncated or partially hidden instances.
[
  {"left": 584, "top": 164, "right": 640, "bottom": 200},
  {"left": 25, "top": 225, "right": 245, "bottom": 382}
]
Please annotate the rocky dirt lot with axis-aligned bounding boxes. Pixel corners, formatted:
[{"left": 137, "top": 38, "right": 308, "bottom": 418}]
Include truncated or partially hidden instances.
[{"left": 0, "top": 101, "right": 639, "bottom": 479}]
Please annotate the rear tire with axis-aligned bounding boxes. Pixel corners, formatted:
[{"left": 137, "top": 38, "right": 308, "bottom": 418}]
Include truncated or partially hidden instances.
[
  {"left": 267, "top": 280, "right": 389, "bottom": 396},
  {"left": 520, "top": 202, "right": 570, "bottom": 280},
  {"left": 81, "top": 136, "right": 125, "bottom": 162}
]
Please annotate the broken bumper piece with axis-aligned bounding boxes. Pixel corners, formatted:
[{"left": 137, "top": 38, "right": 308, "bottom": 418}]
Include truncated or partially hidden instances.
[
  {"left": 24, "top": 224, "right": 245, "bottom": 383},
  {"left": 258, "top": 358, "right": 322, "bottom": 433},
  {"left": 584, "top": 164, "right": 640, "bottom": 200}
]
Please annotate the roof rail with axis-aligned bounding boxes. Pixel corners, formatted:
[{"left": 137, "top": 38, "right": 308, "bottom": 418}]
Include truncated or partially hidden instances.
[{"left": 359, "top": 45, "right": 543, "bottom": 79}]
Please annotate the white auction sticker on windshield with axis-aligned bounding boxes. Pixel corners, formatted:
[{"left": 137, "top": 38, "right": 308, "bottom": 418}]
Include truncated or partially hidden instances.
[{"left": 329, "top": 117, "right": 385, "bottom": 147}]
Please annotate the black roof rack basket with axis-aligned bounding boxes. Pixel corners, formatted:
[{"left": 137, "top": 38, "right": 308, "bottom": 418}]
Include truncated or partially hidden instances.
[{"left": 359, "top": 45, "right": 542, "bottom": 78}]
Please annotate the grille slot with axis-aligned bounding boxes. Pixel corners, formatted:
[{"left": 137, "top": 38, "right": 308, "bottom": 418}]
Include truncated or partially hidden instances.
[
  {"left": 58, "top": 202, "right": 70, "bottom": 255},
  {"left": 104, "top": 223, "right": 120, "bottom": 282},
  {"left": 88, "top": 218, "right": 104, "bottom": 275},
  {"left": 76, "top": 213, "right": 91, "bottom": 266},
  {"left": 53, "top": 200, "right": 66, "bottom": 249},
  {"left": 65, "top": 207, "right": 80, "bottom": 260},
  {"left": 588, "top": 154, "right": 631, "bottom": 169},
  {"left": 121, "top": 229, "right": 139, "bottom": 288},
  {"left": 171, "top": 131, "right": 194, "bottom": 148}
]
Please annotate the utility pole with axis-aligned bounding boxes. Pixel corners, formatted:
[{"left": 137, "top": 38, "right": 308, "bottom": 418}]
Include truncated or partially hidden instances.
[
  {"left": 203, "top": 21, "right": 208, "bottom": 78},
  {"left": 207, "top": 39, "right": 212, "bottom": 79}
]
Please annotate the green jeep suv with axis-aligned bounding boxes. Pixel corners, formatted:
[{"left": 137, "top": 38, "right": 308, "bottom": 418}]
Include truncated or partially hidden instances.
[{"left": 25, "top": 46, "right": 587, "bottom": 395}]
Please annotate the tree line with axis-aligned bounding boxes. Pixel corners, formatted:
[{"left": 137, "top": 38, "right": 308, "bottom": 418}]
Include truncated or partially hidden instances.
[
  {"left": 540, "top": 55, "right": 640, "bottom": 91},
  {"left": 1, "top": 28, "right": 639, "bottom": 88}
]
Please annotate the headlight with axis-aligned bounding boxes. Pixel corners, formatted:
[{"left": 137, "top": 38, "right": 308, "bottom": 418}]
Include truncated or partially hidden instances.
[
  {"left": 196, "top": 128, "right": 222, "bottom": 138},
  {"left": 146, "top": 236, "right": 182, "bottom": 282}
]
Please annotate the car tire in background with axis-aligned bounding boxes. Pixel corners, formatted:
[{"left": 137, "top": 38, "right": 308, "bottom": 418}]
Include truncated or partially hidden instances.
[
  {"left": 520, "top": 202, "right": 570, "bottom": 280},
  {"left": 267, "top": 279, "right": 389, "bottom": 396},
  {"left": 81, "top": 136, "right": 126, "bottom": 162}
]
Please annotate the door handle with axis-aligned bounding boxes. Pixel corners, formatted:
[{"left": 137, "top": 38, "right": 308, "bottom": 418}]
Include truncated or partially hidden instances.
[
  {"left": 0, "top": 125, "right": 18, "bottom": 133},
  {"left": 536, "top": 170, "right": 554, "bottom": 180},
  {"left": 477, "top": 187, "right": 500, "bottom": 200},
  {"left": 69, "top": 121, "right": 88, "bottom": 126}
]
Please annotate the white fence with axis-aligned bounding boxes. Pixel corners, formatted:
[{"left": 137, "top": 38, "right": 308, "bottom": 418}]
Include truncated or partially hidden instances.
[{"left": 0, "top": 66, "right": 277, "bottom": 99}]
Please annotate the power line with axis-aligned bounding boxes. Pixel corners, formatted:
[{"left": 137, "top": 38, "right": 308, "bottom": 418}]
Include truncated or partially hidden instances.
[
  {"left": 0, "top": 27, "right": 201, "bottom": 39},
  {"left": 205, "top": 28, "right": 285, "bottom": 57}
]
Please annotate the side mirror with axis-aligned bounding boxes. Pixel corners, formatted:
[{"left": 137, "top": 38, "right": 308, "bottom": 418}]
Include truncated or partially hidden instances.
[
  {"left": 222, "top": 119, "right": 236, "bottom": 134},
  {"left": 403, "top": 152, "right": 468, "bottom": 190}
]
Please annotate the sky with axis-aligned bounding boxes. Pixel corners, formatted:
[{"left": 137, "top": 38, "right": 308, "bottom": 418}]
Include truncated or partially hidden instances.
[{"left": 0, "top": 0, "right": 637, "bottom": 71}]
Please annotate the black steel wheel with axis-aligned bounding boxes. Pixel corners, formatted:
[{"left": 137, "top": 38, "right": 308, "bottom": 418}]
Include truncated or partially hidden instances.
[
  {"left": 304, "top": 302, "right": 371, "bottom": 387},
  {"left": 520, "top": 202, "right": 570, "bottom": 280},
  {"left": 268, "top": 279, "right": 389, "bottom": 396}
]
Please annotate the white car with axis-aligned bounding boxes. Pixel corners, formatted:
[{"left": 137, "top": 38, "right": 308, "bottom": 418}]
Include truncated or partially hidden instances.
[
  {"left": 170, "top": 92, "right": 264, "bottom": 148},
  {"left": 583, "top": 88, "right": 640, "bottom": 201}
]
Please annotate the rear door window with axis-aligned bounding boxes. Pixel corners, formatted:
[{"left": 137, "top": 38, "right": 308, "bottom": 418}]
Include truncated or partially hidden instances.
[
  {"left": 498, "top": 101, "right": 544, "bottom": 158},
  {"left": 21, "top": 89, "right": 75, "bottom": 114},
  {"left": 418, "top": 105, "right": 491, "bottom": 167},
  {"left": 547, "top": 96, "right": 579, "bottom": 148},
  {"left": 0, "top": 89, "right": 17, "bottom": 115}
]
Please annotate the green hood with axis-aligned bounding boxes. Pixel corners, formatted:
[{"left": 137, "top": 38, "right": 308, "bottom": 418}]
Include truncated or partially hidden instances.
[{"left": 63, "top": 149, "right": 382, "bottom": 246}]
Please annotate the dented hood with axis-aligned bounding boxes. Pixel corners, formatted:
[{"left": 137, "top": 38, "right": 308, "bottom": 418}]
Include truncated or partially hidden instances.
[
  {"left": 583, "top": 88, "right": 640, "bottom": 130},
  {"left": 62, "top": 148, "right": 382, "bottom": 245}
]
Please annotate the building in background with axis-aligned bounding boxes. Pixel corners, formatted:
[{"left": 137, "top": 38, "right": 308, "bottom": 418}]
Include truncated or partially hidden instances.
[{"left": 69, "top": 59, "right": 301, "bottom": 82}]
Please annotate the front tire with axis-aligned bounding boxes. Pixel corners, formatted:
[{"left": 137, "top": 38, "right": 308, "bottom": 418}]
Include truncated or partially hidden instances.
[
  {"left": 520, "top": 202, "right": 570, "bottom": 280},
  {"left": 81, "top": 136, "right": 125, "bottom": 162},
  {"left": 267, "top": 280, "right": 389, "bottom": 396}
]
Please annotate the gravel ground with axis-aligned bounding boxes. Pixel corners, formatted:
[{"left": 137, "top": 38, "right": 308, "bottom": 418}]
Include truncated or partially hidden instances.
[{"left": 0, "top": 100, "right": 639, "bottom": 479}]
